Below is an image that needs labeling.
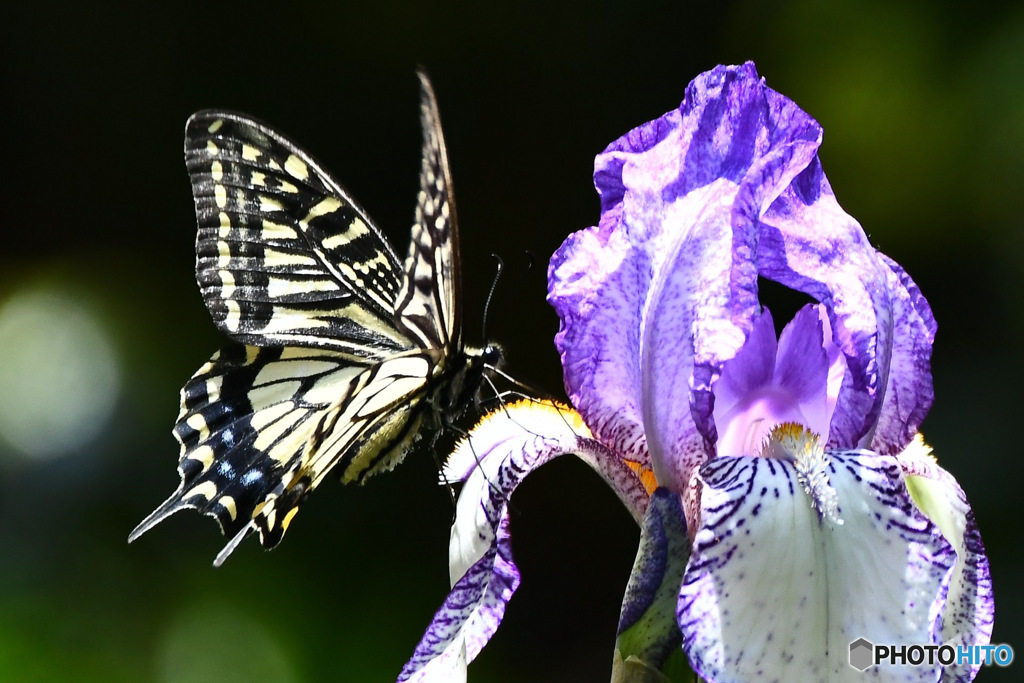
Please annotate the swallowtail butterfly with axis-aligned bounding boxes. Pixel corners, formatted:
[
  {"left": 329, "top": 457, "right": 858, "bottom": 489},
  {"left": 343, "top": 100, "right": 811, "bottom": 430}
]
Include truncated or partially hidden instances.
[{"left": 130, "top": 72, "right": 501, "bottom": 565}]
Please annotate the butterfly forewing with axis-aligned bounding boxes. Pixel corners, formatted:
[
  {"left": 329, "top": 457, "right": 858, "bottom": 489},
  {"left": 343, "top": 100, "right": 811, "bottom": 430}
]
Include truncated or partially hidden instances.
[
  {"left": 394, "top": 71, "right": 461, "bottom": 354},
  {"left": 187, "top": 111, "right": 411, "bottom": 357}
]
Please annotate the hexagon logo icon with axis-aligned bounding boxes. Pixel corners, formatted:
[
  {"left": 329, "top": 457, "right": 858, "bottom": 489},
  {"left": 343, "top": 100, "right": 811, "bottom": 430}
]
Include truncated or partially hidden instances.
[{"left": 849, "top": 638, "right": 874, "bottom": 671}]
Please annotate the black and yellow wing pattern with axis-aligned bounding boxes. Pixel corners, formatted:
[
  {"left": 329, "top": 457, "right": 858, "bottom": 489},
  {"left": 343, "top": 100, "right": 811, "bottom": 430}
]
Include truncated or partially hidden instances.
[{"left": 130, "top": 73, "right": 499, "bottom": 565}]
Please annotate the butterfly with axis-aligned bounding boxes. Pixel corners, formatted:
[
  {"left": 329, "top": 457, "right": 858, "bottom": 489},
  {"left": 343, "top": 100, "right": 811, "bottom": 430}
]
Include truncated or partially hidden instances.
[{"left": 129, "top": 72, "right": 501, "bottom": 565}]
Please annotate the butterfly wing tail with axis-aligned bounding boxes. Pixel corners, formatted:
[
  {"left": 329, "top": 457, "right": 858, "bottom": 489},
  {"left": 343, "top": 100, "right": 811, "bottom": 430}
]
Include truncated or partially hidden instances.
[
  {"left": 128, "top": 490, "right": 193, "bottom": 543},
  {"left": 214, "top": 522, "right": 257, "bottom": 567}
]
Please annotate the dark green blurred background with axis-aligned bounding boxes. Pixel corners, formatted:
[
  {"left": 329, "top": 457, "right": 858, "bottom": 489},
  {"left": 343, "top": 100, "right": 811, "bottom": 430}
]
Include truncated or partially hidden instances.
[{"left": 3, "top": 1, "right": 1021, "bottom": 681}]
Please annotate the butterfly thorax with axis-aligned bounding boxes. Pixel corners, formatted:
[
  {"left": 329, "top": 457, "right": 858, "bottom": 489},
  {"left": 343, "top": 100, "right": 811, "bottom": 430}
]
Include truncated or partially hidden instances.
[{"left": 425, "top": 342, "right": 502, "bottom": 429}]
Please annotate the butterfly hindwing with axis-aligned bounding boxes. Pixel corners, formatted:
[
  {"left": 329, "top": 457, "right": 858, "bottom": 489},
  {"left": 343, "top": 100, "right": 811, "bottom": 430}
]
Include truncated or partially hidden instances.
[{"left": 129, "top": 344, "right": 364, "bottom": 541}]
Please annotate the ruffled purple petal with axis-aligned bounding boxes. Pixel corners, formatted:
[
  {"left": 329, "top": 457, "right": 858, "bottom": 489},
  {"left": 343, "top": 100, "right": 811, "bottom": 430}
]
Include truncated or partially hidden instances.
[
  {"left": 548, "top": 221, "right": 649, "bottom": 465},
  {"left": 645, "top": 66, "right": 826, "bottom": 485},
  {"left": 679, "top": 452, "right": 957, "bottom": 681},
  {"left": 551, "top": 62, "right": 936, "bottom": 498},
  {"left": 400, "top": 402, "right": 649, "bottom": 681},
  {"left": 639, "top": 176, "right": 755, "bottom": 488},
  {"left": 756, "top": 160, "right": 935, "bottom": 453},
  {"left": 550, "top": 63, "right": 841, "bottom": 501},
  {"left": 869, "top": 257, "right": 937, "bottom": 454}
]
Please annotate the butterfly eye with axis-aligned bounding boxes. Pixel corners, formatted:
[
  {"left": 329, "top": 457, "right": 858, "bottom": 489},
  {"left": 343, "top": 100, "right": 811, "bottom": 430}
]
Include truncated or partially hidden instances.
[{"left": 482, "top": 344, "right": 503, "bottom": 367}]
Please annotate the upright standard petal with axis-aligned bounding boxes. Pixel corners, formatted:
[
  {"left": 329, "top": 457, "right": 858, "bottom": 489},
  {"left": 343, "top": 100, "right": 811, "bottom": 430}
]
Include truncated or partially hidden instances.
[
  {"left": 869, "top": 257, "right": 937, "bottom": 454},
  {"left": 551, "top": 62, "right": 938, "bottom": 507},
  {"left": 712, "top": 305, "right": 834, "bottom": 457},
  {"left": 548, "top": 219, "right": 650, "bottom": 465},
  {"left": 756, "top": 160, "right": 936, "bottom": 453},
  {"left": 551, "top": 63, "right": 852, "bottom": 501}
]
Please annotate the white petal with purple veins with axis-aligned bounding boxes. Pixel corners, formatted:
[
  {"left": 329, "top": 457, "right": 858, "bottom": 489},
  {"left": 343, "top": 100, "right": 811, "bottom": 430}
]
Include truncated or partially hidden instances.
[
  {"left": 400, "top": 402, "right": 649, "bottom": 681},
  {"left": 679, "top": 453, "right": 956, "bottom": 682}
]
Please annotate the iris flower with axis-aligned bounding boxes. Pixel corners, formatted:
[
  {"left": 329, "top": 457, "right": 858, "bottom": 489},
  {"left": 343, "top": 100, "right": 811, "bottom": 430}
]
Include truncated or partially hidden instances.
[{"left": 399, "top": 63, "right": 993, "bottom": 682}]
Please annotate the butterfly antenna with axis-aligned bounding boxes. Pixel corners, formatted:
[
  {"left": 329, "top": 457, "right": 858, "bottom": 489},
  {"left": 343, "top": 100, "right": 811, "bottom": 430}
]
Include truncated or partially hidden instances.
[{"left": 481, "top": 254, "right": 504, "bottom": 344}]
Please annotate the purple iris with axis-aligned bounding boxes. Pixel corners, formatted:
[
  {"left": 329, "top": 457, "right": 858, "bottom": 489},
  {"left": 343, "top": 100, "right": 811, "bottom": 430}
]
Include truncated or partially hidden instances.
[{"left": 399, "top": 63, "right": 993, "bottom": 683}]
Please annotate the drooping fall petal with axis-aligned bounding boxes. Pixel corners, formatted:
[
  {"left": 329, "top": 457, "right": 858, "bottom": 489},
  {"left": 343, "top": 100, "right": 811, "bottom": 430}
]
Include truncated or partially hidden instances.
[
  {"left": 400, "top": 402, "right": 648, "bottom": 682},
  {"left": 679, "top": 451, "right": 956, "bottom": 682}
]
